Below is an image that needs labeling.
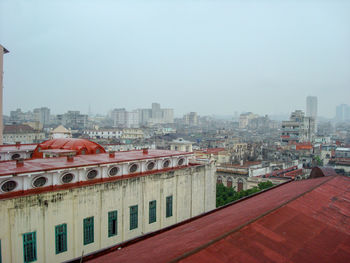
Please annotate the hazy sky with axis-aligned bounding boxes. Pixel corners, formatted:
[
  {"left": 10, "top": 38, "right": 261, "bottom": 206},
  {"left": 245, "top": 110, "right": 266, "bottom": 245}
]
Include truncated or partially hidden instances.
[{"left": 1, "top": 0, "right": 349, "bottom": 118}]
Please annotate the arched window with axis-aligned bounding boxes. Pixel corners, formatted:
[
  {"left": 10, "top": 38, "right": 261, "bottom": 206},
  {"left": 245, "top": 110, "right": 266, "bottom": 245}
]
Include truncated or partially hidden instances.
[
  {"left": 217, "top": 176, "right": 223, "bottom": 185},
  {"left": 237, "top": 178, "right": 244, "bottom": 192},
  {"left": 227, "top": 177, "right": 233, "bottom": 188}
]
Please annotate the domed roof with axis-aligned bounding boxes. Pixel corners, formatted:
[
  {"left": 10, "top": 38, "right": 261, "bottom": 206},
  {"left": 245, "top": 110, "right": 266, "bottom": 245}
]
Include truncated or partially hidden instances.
[{"left": 32, "top": 138, "right": 106, "bottom": 158}]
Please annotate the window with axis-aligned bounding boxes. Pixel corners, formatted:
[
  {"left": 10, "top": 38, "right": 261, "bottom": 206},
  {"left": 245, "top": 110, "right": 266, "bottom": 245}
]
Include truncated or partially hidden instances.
[
  {"left": 147, "top": 161, "right": 155, "bottom": 171},
  {"left": 130, "top": 205, "right": 138, "bottom": 230},
  {"left": 166, "top": 196, "right": 173, "bottom": 218},
  {"left": 23, "top": 232, "right": 36, "bottom": 263},
  {"left": 1, "top": 180, "right": 17, "bottom": 192},
  {"left": 83, "top": 217, "right": 94, "bottom": 245},
  {"left": 163, "top": 159, "right": 170, "bottom": 168},
  {"left": 86, "top": 170, "right": 98, "bottom": 180},
  {"left": 129, "top": 163, "right": 138, "bottom": 173},
  {"left": 61, "top": 173, "right": 74, "bottom": 183},
  {"left": 11, "top": 153, "right": 20, "bottom": 160},
  {"left": 32, "top": 177, "right": 47, "bottom": 188},
  {"left": 108, "top": 211, "right": 118, "bottom": 237},
  {"left": 55, "top": 224, "right": 67, "bottom": 254},
  {"left": 227, "top": 178, "right": 233, "bottom": 188},
  {"left": 149, "top": 200, "right": 156, "bottom": 224},
  {"left": 108, "top": 167, "right": 119, "bottom": 176},
  {"left": 217, "top": 176, "right": 223, "bottom": 184},
  {"left": 177, "top": 158, "right": 185, "bottom": 166}
]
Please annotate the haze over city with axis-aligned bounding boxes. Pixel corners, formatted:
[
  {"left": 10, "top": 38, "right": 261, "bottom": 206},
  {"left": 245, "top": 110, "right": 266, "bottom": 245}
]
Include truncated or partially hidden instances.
[{"left": 1, "top": 0, "right": 349, "bottom": 117}]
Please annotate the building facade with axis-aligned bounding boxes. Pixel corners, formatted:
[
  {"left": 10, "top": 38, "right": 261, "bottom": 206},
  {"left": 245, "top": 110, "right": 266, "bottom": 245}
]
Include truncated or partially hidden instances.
[
  {"left": 0, "top": 144, "right": 215, "bottom": 262},
  {"left": 281, "top": 110, "right": 316, "bottom": 144},
  {"left": 3, "top": 124, "right": 46, "bottom": 144}
]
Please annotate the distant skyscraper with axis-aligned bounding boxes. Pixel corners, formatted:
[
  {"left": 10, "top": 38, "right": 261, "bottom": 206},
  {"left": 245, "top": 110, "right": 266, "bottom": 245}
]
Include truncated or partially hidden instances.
[
  {"left": 336, "top": 104, "right": 350, "bottom": 122},
  {"left": 306, "top": 96, "right": 317, "bottom": 119}
]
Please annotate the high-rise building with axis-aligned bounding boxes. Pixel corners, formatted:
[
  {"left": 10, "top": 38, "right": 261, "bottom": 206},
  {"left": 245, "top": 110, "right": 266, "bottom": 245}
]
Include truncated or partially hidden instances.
[
  {"left": 138, "top": 103, "right": 174, "bottom": 125},
  {"left": 111, "top": 108, "right": 140, "bottom": 128},
  {"left": 183, "top": 112, "right": 199, "bottom": 126},
  {"left": 0, "top": 45, "right": 9, "bottom": 145},
  {"left": 56, "top": 111, "right": 88, "bottom": 130},
  {"left": 33, "top": 107, "right": 50, "bottom": 126},
  {"left": 306, "top": 96, "right": 317, "bottom": 119},
  {"left": 336, "top": 104, "right": 350, "bottom": 122},
  {"left": 281, "top": 110, "right": 316, "bottom": 143}
]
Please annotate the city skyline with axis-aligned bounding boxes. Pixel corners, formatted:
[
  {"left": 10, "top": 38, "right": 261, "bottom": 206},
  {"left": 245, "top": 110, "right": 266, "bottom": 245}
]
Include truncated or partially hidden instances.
[{"left": 1, "top": 0, "right": 349, "bottom": 118}]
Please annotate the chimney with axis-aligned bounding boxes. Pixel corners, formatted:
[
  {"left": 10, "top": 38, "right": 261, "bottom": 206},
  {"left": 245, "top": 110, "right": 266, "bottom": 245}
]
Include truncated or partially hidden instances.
[
  {"left": 67, "top": 155, "right": 74, "bottom": 162},
  {"left": 16, "top": 158, "right": 24, "bottom": 167},
  {"left": 143, "top": 148, "right": 149, "bottom": 154},
  {"left": 109, "top": 151, "right": 115, "bottom": 158}
]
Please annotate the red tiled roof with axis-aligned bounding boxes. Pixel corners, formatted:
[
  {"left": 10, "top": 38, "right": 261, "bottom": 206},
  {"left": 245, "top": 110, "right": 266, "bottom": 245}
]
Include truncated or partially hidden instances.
[
  {"left": 85, "top": 176, "right": 350, "bottom": 263},
  {"left": 0, "top": 150, "right": 191, "bottom": 177},
  {"left": 3, "top": 124, "right": 36, "bottom": 134}
]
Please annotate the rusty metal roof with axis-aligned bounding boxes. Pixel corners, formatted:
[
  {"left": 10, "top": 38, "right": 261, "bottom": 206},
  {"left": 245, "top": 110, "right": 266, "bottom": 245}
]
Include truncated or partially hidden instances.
[{"left": 83, "top": 175, "right": 350, "bottom": 263}]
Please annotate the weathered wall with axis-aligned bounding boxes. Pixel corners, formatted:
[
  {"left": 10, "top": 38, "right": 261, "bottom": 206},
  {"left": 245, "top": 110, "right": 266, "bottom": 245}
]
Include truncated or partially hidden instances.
[{"left": 0, "top": 164, "right": 215, "bottom": 263}]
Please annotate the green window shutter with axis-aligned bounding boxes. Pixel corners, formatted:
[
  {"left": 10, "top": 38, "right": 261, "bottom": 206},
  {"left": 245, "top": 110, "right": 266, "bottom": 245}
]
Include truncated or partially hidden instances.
[
  {"left": 83, "top": 217, "right": 94, "bottom": 245},
  {"left": 166, "top": 196, "right": 173, "bottom": 218},
  {"left": 130, "top": 205, "right": 138, "bottom": 230},
  {"left": 55, "top": 224, "right": 67, "bottom": 254},
  {"left": 149, "top": 200, "right": 157, "bottom": 224},
  {"left": 23, "top": 232, "right": 37, "bottom": 263},
  {"left": 108, "top": 211, "right": 118, "bottom": 237}
]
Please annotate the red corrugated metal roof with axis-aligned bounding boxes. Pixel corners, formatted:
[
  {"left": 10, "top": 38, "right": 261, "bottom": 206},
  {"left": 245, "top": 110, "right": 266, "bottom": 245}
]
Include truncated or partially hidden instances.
[
  {"left": 85, "top": 176, "right": 350, "bottom": 263},
  {"left": 182, "top": 176, "right": 350, "bottom": 263}
]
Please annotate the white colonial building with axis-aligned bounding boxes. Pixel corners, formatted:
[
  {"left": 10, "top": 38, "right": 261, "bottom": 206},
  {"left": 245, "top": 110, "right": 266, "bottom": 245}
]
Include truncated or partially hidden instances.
[{"left": 0, "top": 139, "right": 215, "bottom": 263}]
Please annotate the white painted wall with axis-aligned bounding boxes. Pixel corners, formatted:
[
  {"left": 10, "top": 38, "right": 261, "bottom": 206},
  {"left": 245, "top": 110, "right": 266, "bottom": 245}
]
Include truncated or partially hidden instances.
[{"left": 0, "top": 164, "right": 215, "bottom": 263}]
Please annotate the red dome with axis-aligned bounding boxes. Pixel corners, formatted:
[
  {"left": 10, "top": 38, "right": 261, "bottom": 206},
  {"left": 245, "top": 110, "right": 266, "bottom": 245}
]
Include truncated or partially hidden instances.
[{"left": 32, "top": 138, "right": 106, "bottom": 158}]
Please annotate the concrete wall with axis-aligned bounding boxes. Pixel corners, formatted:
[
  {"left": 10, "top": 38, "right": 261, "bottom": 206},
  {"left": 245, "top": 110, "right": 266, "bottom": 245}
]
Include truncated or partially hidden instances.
[{"left": 0, "top": 164, "right": 215, "bottom": 263}]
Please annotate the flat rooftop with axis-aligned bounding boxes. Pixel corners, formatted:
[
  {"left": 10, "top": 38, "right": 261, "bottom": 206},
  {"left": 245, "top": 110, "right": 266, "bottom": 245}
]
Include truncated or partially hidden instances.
[
  {"left": 0, "top": 144, "right": 37, "bottom": 153},
  {"left": 84, "top": 175, "right": 350, "bottom": 263},
  {"left": 0, "top": 150, "right": 191, "bottom": 176}
]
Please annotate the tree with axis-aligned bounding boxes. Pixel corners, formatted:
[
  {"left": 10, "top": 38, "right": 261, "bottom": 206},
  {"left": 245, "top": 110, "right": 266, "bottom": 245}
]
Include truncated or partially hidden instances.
[{"left": 216, "top": 180, "right": 274, "bottom": 207}]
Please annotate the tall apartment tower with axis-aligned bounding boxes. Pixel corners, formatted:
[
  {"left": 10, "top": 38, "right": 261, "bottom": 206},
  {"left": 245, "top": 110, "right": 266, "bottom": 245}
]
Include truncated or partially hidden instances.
[
  {"left": 306, "top": 96, "right": 318, "bottom": 119},
  {"left": 0, "top": 45, "right": 9, "bottom": 145}
]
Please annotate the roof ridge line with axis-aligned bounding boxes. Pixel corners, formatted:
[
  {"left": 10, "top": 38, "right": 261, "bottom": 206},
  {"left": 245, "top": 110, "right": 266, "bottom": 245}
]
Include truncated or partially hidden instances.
[{"left": 169, "top": 176, "right": 336, "bottom": 263}]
